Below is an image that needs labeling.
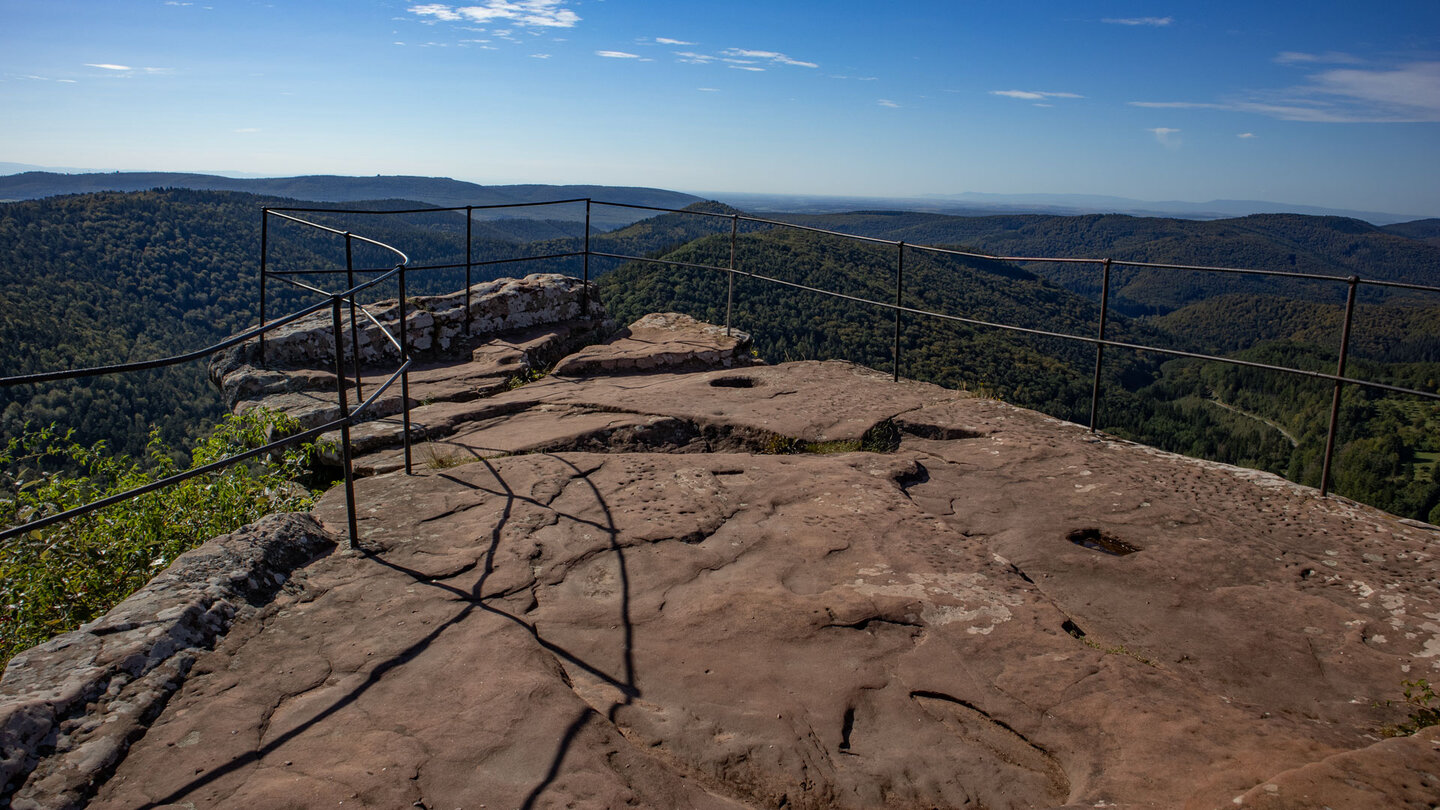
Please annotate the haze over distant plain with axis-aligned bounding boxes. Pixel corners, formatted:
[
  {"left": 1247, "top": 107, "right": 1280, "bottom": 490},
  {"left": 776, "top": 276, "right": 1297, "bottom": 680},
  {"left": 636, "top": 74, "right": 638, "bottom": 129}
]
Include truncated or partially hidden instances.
[{"left": 1, "top": 0, "right": 1437, "bottom": 218}]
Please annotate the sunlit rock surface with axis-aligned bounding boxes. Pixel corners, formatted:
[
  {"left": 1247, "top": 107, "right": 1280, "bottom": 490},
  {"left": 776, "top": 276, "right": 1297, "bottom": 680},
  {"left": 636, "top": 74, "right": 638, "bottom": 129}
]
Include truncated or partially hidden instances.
[{"left": 6, "top": 298, "right": 1440, "bottom": 809}]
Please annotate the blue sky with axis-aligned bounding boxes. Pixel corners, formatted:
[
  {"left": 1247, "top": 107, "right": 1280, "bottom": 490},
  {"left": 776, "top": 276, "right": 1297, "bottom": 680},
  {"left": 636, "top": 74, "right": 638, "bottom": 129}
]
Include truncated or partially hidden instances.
[{"left": 2, "top": 0, "right": 1438, "bottom": 216}]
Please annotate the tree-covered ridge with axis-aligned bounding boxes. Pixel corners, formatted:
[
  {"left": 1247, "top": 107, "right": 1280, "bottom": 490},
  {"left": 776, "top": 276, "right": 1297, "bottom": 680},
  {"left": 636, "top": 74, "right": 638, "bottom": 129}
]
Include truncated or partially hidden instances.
[
  {"left": 4, "top": 189, "right": 1437, "bottom": 523},
  {"left": 770, "top": 210, "right": 1440, "bottom": 314},
  {"left": 597, "top": 223, "right": 1440, "bottom": 523}
]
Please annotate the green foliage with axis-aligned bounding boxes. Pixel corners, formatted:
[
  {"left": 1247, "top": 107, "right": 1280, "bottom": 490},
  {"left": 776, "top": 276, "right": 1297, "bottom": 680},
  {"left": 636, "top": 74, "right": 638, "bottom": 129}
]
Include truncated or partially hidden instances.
[
  {"left": 0, "top": 409, "right": 319, "bottom": 666},
  {"left": 1380, "top": 679, "right": 1440, "bottom": 737}
]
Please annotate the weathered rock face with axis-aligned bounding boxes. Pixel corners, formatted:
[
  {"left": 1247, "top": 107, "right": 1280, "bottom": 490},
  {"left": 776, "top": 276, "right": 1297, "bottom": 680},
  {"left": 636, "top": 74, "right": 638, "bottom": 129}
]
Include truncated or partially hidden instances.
[
  {"left": 7, "top": 299, "right": 1440, "bottom": 809},
  {"left": 551, "top": 311, "right": 755, "bottom": 376},
  {"left": 0, "top": 513, "right": 333, "bottom": 810},
  {"left": 81, "top": 355, "right": 1440, "bottom": 809},
  {"left": 207, "top": 273, "right": 614, "bottom": 431}
]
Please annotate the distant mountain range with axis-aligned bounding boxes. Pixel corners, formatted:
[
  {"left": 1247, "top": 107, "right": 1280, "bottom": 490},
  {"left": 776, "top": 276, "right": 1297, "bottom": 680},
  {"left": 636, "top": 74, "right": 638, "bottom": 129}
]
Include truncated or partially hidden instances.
[
  {"left": 708, "top": 190, "right": 1427, "bottom": 227},
  {"left": 3, "top": 165, "right": 1428, "bottom": 227},
  {"left": 0, "top": 171, "right": 702, "bottom": 229}
]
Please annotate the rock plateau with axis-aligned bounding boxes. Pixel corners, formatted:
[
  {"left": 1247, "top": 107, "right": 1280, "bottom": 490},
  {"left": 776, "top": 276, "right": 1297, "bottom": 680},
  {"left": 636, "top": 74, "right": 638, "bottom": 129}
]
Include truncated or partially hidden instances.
[{"left": 3, "top": 275, "right": 1439, "bottom": 810}]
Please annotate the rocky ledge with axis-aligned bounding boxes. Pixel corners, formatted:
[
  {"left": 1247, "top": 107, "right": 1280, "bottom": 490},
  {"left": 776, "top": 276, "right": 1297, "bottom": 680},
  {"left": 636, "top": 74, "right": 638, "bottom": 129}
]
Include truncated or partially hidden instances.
[{"left": 4, "top": 276, "right": 1439, "bottom": 809}]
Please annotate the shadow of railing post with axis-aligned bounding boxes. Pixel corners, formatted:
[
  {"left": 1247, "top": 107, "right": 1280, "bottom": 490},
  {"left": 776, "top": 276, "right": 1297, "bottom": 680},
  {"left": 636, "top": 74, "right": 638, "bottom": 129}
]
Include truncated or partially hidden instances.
[
  {"left": 1320, "top": 276, "right": 1359, "bottom": 496},
  {"left": 1089, "top": 258, "right": 1112, "bottom": 431}
]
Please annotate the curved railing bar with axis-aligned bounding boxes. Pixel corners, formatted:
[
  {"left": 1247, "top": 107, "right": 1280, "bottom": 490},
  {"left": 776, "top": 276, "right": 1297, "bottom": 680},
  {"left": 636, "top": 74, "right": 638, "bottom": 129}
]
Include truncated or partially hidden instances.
[
  {"left": 0, "top": 297, "right": 331, "bottom": 388},
  {"left": 0, "top": 414, "right": 338, "bottom": 543},
  {"left": 350, "top": 360, "right": 413, "bottom": 418}
]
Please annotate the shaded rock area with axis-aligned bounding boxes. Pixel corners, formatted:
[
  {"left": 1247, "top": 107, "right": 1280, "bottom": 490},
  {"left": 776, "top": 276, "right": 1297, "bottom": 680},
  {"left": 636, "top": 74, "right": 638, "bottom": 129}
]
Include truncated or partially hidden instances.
[
  {"left": 7, "top": 292, "right": 1440, "bottom": 808},
  {"left": 0, "top": 513, "right": 334, "bottom": 810}
]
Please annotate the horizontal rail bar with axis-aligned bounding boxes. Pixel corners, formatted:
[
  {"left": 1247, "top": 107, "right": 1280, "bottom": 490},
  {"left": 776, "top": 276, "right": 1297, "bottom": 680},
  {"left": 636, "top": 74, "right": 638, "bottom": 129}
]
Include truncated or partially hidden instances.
[
  {"left": 350, "top": 359, "right": 413, "bottom": 418},
  {"left": 270, "top": 274, "right": 335, "bottom": 297},
  {"left": 265, "top": 211, "right": 410, "bottom": 266},
  {"left": 1, "top": 297, "right": 332, "bottom": 388},
  {"left": 267, "top": 198, "right": 590, "bottom": 215},
  {"left": 0, "top": 417, "right": 340, "bottom": 542},
  {"left": 355, "top": 301, "right": 406, "bottom": 355},
  {"left": 604, "top": 249, "right": 1440, "bottom": 404},
  {"left": 589, "top": 251, "right": 747, "bottom": 276}
]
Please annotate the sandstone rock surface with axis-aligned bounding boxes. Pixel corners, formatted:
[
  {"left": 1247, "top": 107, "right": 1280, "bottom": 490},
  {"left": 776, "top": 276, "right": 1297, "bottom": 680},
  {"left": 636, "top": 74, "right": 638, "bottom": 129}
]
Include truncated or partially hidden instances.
[
  {"left": 8, "top": 300, "right": 1440, "bottom": 809},
  {"left": 0, "top": 513, "right": 334, "bottom": 810},
  {"left": 85, "top": 357, "right": 1440, "bottom": 809}
]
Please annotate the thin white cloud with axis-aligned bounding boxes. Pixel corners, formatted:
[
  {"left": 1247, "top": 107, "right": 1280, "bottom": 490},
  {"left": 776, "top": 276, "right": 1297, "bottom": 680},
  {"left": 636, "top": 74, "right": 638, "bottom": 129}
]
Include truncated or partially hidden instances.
[
  {"left": 596, "top": 50, "right": 641, "bottom": 59},
  {"left": 675, "top": 51, "right": 715, "bottom": 64},
  {"left": 698, "top": 87, "right": 720, "bottom": 92},
  {"left": 729, "top": 65, "right": 765, "bottom": 72},
  {"left": 1128, "top": 101, "right": 1228, "bottom": 109},
  {"left": 1275, "top": 51, "right": 1363, "bottom": 66},
  {"left": 530, "top": 53, "right": 550, "bottom": 59},
  {"left": 408, "top": 1, "right": 579, "bottom": 29},
  {"left": 1104, "top": 16, "right": 1172, "bottom": 26},
  {"left": 409, "top": 3, "right": 461, "bottom": 21},
  {"left": 720, "top": 48, "right": 817, "bottom": 68},
  {"left": 991, "top": 90, "right": 1083, "bottom": 101},
  {"left": 1148, "top": 127, "right": 1181, "bottom": 146},
  {"left": 1237, "top": 132, "right": 1256, "bottom": 138},
  {"left": 655, "top": 37, "right": 693, "bottom": 46},
  {"left": 1133, "top": 61, "right": 1440, "bottom": 123},
  {"left": 878, "top": 99, "right": 900, "bottom": 108},
  {"left": 86, "top": 63, "right": 132, "bottom": 71}
]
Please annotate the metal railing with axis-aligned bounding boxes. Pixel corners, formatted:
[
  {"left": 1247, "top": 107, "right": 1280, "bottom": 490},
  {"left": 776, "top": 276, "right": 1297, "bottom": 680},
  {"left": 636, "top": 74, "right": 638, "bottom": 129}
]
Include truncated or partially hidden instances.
[
  {"left": 7, "top": 196, "right": 1438, "bottom": 555},
  {"left": 0, "top": 213, "right": 416, "bottom": 549},
  {"left": 258, "top": 198, "right": 1440, "bottom": 500}
]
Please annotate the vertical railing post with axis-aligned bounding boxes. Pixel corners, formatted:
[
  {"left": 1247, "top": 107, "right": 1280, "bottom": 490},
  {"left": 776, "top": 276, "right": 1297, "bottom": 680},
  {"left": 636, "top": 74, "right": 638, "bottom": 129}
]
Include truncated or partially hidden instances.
[
  {"left": 259, "top": 209, "right": 269, "bottom": 364},
  {"left": 465, "top": 205, "right": 473, "bottom": 335},
  {"left": 582, "top": 199, "right": 592, "bottom": 314},
  {"left": 892, "top": 242, "right": 905, "bottom": 382},
  {"left": 345, "top": 232, "right": 363, "bottom": 402},
  {"left": 1089, "top": 258, "right": 1112, "bottom": 431},
  {"left": 331, "top": 296, "right": 359, "bottom": 550},
  {"left": 726, "top": 214, "right": 738, "bottom": 335},
  {"left": 1320, "top": 277, "right": 1359, "bottom": 496},
  {"left": 399, "top": 261, "right": 413, "bottom": 475}
]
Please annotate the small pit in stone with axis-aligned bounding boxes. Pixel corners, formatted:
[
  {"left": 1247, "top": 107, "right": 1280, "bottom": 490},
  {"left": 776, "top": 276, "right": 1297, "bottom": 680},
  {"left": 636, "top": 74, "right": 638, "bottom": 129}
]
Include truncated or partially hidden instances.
[
  {"left": 1067, "top": 528, "right": 1140, "bottom": 556},
  {"left": 710, "top": 376, "right": 755, "bottom": 388}
]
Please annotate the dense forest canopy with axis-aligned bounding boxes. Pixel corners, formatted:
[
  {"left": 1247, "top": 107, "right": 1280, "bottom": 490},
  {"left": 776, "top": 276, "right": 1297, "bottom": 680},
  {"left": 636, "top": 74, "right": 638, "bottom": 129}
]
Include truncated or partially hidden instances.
[{"left": 3, "top": 189, "right": 1438, "bottom": 522}]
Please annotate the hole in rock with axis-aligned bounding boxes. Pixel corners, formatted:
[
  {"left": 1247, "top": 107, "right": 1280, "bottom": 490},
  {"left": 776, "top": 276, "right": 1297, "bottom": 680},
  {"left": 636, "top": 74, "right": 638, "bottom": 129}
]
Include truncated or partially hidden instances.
[
  {"left": 1061, "top": 619, "right": 1086, "bottom": 639},
  {"left": 839, "top": 706, "right": 856, "bottom": 751},
  {"left": 710, "top": 376, "right": 755, "bottom": 388},
  {"left": 1067, "top": 528, "right": 1140, "bottom": 556}
]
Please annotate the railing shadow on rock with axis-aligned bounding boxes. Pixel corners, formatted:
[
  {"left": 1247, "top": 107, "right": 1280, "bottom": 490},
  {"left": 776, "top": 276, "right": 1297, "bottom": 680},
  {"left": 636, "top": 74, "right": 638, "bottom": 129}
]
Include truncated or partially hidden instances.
[{"left": 0, "top": 211, "right": 416, "bottom": 550}]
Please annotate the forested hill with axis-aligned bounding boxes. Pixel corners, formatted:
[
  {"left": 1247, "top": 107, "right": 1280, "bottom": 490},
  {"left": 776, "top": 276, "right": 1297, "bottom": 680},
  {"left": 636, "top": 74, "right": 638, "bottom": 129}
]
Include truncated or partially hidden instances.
[
  {"left": 4, "top": 189, "right": 1438, "bottom": 523},
  {"left": 769, "top": 210, "right": 1440, "bottom": 314},
  {"left": 0, "top": 188, "right": 537, "bottom": 455},
  {"left": 0, "top": 172, "right": 701, "bottom": 229}
]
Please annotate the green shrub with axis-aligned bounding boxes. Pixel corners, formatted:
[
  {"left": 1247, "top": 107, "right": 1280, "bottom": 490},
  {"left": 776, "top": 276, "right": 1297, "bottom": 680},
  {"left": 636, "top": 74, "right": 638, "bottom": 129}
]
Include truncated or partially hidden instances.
[
  {"left": 0, "top": 410, "right": 319, "bottom": 666},
  {"left": 1381, "top": 679, "right": 1440, "bottom": 737}
]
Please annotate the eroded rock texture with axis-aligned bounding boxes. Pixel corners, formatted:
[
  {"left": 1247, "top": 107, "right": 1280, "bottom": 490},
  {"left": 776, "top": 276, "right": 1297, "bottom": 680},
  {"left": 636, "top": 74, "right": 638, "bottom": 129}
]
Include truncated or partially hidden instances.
[{"left": 8, "top": 299, "right": 1440, "bottom": 809}]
